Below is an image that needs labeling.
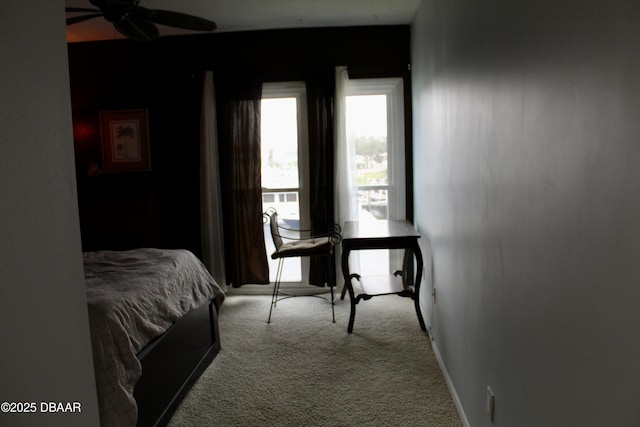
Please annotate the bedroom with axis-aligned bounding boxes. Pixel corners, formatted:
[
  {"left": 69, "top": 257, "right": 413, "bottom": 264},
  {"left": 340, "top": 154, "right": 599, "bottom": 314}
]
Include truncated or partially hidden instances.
[
  {"left": 3, "top": 2, "right": 417, "bottom": 426},
  {"left": 3, "top": 0, "right": 640, "bottom": 426},
  {"left": 67, "top": 18, "right": 415, "bottom": 427}
]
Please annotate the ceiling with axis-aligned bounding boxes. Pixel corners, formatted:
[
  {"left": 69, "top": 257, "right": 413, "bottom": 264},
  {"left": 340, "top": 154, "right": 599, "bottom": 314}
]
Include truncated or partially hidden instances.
[{"left": 65, "top": 0, "right": 422, "bottom": 43}]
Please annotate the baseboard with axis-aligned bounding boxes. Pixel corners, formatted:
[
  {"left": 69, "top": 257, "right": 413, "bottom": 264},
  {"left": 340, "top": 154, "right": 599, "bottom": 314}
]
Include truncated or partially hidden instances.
[{"left": 429, "top": 339, "right": 471, "bottom": 427}]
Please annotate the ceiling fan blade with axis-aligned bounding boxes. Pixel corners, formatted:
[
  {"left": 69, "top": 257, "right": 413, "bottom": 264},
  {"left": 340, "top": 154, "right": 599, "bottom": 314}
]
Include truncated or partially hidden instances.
[
  {"left": 145, "top": 10, "right": 217, "bottom": 31},
  {"left": 70, "top": 1, "right": 215, "bottom": 41},
  {"left": 66, "top": 13, "right": 104, "bottom": 25},
  {"left": 114, "top": 17, "right": 159, "bottom": 41}
]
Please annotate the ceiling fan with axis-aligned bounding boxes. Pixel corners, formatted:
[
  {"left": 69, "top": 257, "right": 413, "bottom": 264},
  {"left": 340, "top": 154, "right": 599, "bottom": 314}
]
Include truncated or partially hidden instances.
[{"left": 66, "top": 0, "right": 217, "bottom": 41}]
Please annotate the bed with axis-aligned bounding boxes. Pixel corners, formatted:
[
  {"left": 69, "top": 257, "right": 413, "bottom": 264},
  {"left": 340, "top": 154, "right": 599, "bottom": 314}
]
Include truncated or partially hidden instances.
[{"left": 83, "top": 248, "right": 225, "bottom": 427}]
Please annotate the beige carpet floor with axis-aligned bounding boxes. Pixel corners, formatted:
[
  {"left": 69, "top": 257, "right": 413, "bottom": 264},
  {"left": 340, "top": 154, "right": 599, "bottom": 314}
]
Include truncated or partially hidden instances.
[{"left": 168, "top": 292, "right": 462, "bottom": 426}]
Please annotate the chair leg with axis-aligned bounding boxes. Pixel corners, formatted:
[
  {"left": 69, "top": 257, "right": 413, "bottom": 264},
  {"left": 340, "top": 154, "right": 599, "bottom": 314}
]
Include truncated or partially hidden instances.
[
  {"left": 328, "top": 253, "right": 336, "bottom": 323},
  {"left": 269, "top": 255, "right": 337, "bottom": 324},
  {"left": 267, "top": 258, "right": 284, "bottom": 323},
  {"left": 330, "top": 284, "right": 335, "bottom": 323}
]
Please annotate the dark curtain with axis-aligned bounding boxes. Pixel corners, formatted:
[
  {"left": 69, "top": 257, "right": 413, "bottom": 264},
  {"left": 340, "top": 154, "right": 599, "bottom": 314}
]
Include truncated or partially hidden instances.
[
  {"left": 306, "top": 67, "right": 337, "bottom": 287},
  {"left": 215, "top": 70, "right": 269, "bottom": 287}
]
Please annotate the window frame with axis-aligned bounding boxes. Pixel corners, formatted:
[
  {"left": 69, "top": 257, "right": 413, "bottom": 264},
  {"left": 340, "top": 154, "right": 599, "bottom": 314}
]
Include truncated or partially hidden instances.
[
  {"left": 261, "top": 81, "right": 311, "bottom": 285},
  {"left": 345, "top": 77, "right": 406, "bottom": 221}
]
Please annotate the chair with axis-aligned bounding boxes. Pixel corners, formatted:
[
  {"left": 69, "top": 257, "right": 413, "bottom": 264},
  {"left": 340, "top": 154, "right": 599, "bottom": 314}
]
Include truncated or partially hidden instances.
[{"left": 264, "top": 208, "right": 342, "bottom": 323}]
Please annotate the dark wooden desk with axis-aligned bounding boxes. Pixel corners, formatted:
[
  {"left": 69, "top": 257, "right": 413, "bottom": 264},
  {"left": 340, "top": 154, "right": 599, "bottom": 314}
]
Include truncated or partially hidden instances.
[{"left": 341, "top": 220, "right": 427, "bottom": 333}]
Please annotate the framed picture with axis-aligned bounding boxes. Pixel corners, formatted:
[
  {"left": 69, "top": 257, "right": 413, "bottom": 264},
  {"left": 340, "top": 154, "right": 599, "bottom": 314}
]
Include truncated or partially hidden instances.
[{"left": 100, "top": 109, "right": 151, "bottom": 172}]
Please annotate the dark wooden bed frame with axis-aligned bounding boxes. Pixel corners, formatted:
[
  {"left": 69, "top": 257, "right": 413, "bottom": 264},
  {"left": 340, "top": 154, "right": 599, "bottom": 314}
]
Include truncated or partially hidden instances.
[{"left": 133, "top": 298, "right": 221, "bottom": 427}]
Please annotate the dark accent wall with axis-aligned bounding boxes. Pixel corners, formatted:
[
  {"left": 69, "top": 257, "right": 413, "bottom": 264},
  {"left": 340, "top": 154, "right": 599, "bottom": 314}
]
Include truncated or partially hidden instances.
[{"left": 68, "top": 26, "right": 410, "bottom": 255}]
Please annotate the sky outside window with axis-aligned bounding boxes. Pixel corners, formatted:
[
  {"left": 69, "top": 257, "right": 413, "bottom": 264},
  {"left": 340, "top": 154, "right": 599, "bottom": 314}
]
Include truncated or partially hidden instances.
[{"left": 261, "top": 97, "right": 298, "bottom": 190}]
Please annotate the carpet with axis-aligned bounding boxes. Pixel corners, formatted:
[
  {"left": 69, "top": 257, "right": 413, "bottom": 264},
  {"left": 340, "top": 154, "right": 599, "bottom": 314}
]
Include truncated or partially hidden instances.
[{"left": 168, "top": 293, "right": 462, "bottom": 426}]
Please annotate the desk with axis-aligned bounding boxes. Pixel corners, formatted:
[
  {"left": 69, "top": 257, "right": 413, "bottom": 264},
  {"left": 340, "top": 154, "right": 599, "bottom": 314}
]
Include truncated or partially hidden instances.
[{"left": 341, "top": 220, "right": 426, "bottom": 333}]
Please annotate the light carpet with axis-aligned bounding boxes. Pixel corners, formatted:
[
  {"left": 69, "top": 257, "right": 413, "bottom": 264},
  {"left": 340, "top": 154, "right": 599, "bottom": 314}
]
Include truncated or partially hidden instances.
[{"left": 168, "top": 293, "right": 462, "bottom": 426}]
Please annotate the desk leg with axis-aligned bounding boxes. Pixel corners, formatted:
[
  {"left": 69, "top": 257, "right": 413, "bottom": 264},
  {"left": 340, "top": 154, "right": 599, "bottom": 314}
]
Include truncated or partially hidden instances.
[
  {"left": 340, "top": 277, "right": 347, "bottom": 300},
  {"left": 342, "top": 248, "right": 357, "bottom": 333},
  {"left": 413, "top": 243, "right": 427, "bottom": 331}
]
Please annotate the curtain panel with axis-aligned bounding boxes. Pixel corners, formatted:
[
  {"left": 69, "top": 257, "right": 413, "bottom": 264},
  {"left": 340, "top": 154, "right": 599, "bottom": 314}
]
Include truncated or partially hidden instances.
[
  {"left": 215, "top": 70, "right": 269, "bottom": 287},
  {"left": 306, "top": 67, "right": 337, "bottom": 287},
  {"left": 200, "top": 71, "right": 227, "bottom": 288}
]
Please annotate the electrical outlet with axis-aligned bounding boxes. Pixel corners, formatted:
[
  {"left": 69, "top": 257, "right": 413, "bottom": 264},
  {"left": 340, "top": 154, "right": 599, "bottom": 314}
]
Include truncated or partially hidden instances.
[{"left": 486, "top": 386, "right": 495, "bottom": 423}]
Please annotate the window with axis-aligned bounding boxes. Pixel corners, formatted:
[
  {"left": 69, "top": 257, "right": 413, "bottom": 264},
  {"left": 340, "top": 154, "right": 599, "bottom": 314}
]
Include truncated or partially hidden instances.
[
  {"left": 341, "top": 77, "right": 406, "bottom": 275},
  {"left": 261, "top": 82, "right": 309, "bottom": 284}
]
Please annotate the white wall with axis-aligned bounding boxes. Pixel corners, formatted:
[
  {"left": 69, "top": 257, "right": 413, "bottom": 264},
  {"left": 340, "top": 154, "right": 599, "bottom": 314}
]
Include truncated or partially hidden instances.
[
  {"left": 411, "top": 0, "right": 640, "bottom": 425},
  {"left": 0, "top": 1, "right": 100, "bottom": 426}
]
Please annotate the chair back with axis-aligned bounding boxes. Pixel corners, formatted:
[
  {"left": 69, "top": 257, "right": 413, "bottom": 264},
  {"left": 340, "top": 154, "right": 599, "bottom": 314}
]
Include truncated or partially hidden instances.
[{"left": 267, "top": 210, "right": 283, "bottom": 250}]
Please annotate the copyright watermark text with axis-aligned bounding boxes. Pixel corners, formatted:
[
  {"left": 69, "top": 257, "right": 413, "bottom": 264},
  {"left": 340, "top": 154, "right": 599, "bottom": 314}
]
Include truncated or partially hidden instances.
[{"left": 1, "top": 401, "right": 82, "bottom": 414}]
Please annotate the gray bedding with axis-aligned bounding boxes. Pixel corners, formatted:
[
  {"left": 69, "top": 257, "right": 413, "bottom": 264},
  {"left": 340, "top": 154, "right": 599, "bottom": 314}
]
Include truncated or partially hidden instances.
[{"left": 84, "top": 248, "right": 224, "bottom": 427}]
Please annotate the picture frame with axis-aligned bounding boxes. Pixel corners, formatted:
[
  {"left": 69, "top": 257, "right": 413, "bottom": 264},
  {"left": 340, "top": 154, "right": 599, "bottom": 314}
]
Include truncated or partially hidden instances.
[{"left": 99, "top": 109, "right": 151, "bottom": 172}]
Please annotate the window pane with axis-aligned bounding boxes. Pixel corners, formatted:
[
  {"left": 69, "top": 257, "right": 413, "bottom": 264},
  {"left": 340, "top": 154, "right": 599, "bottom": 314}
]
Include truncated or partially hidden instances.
[
  {"left": 261, "top": 98, "right": 299, "bottom": 189},
  {"left": 346, "top": 94, "right": 389, "bottom": 220},
  {"left": 261, "top": 92, "right": 303, "bottom": 283},
  {"left": 346, "top": 95, "right": 388, "bottom": 187}
]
